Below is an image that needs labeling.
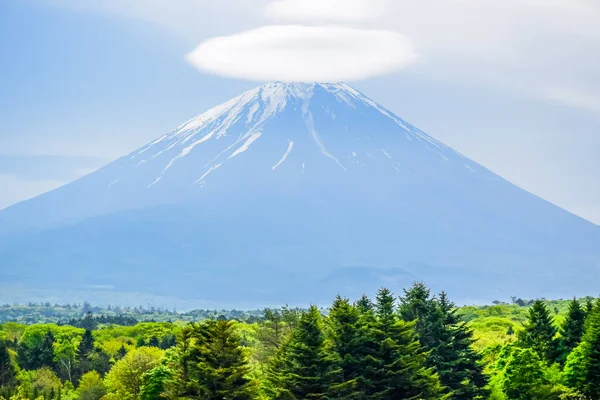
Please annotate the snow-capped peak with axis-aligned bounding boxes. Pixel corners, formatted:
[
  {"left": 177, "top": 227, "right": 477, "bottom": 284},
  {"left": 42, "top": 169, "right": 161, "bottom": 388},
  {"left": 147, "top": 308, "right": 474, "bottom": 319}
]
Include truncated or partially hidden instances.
[{"left": 108, "top": 81, "right": 480, "bottom": 190}]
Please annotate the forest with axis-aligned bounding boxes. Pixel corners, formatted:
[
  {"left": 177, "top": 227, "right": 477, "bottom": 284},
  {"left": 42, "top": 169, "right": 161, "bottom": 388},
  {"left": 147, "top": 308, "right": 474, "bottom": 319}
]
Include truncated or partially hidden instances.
[{"left": 1, "top": 283, "right": 599, "bottom": 399}]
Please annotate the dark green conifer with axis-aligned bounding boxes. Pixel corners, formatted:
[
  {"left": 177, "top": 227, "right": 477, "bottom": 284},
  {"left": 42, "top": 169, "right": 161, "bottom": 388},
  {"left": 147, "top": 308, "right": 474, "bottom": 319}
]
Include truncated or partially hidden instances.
[
  {"left": 517, "top": 300, "right": 558, "bottom": 363},
  {"left": 558, "top": 298, "right": 586, "bottom": 364},
  {"left": 148, "top": 335, "right": 160, "bottom": 348},
  {"left": 39, "top": 331, "right": 56, "bottom": 369},
  {"left": 327, "top": 296, "right": 364, "bottom": 399},
  {"left": 565, "top": 306, "right": 600, "bottom": 398},
  {"left": 0, "top": 339, "right": 17, "bottom": 391},
  {"left": 372, "top": 288, "right": 445, "bottom": 399},
  {"left": 399, "top": 285, "right": 489, "bottom": 399},
  {"left": 78, "top": 329, "right": 95, "bottom": 359},
  {"left": 268, "top": 305, "right": 331, "bottom": 399},
  {"left": 164, "top": 320, "right": 257, "bottom": 399},
  {"left": 115, "top": 344, "right": 128, "bottom": 360},
  {"left": 355, "top": 294, "right": 374, "bottom": 313}
]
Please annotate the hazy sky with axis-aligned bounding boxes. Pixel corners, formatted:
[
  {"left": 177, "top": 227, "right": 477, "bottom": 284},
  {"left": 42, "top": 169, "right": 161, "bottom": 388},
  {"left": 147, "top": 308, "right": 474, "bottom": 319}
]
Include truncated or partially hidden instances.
[{"left": 1, "top": 0, "right": 599, "bottom": 224}]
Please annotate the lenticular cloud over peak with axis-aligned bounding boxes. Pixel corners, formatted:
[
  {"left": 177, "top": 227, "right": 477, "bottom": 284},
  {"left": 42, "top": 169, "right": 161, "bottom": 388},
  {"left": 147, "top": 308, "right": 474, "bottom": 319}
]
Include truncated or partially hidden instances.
[{"left": 186, "top": 25, "right": 417, "bottom": 82}]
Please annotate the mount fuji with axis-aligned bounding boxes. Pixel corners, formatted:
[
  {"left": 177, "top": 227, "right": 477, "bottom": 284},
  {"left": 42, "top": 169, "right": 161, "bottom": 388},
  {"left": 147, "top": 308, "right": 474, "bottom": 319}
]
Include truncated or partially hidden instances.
[{"left": 1, "top": 82, "right": 599, "bottom": 307}]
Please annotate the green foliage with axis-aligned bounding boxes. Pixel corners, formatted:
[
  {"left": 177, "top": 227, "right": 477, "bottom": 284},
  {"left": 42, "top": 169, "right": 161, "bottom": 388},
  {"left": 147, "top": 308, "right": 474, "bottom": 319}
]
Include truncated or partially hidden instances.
[
  {"left": 557, "top": 299, "right": 585, "bottom": 365},
  {"left": 359, "top": 288, "right": 446, "bottom": 399},
  {"left": 75, "top": 371, "right": 105, "bottom": 400},
  {"left": 164, "top": 320, "right": 257, "bottom": 399},
  {"left": 254, "top": 309, "right": 288, "bottom": 366},
  {"left": 140, "top": 359, "right": 173, "bottom": 400},
  {"left": 267, "top": 306, "right": 331, "bottom": 399},
  {"left": 104, "top": 346, "right": 163, "bottom": 400},
  {"left": 500, "top": 347, "right": 562, "bottom": 400},
  {"left": 0, "top": 340, "right": 17, "bottom": 397},
  {"left": 0, "top": 289, "right": 598, "bottom": 400},
  {"left": 15, "top": 367, "right": 62, "bottom": 400},
  {"left": 517, "top": 300, "right": 558, "bottom": 363},
  {"left": 564, "top": 304, "right": 600, "bottom": 398},
  {"left": 399, "top": 284, "right": 489, "bottom": 399},
  {"left": 327, "top": 296, "right": 363, "bottom": 399}
]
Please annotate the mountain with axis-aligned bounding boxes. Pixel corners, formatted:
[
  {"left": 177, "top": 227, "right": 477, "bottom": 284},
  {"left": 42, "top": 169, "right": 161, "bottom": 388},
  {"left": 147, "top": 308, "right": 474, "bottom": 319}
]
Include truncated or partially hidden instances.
[{"left": 1, "top": 82, "right": 599, "bottom": 308}]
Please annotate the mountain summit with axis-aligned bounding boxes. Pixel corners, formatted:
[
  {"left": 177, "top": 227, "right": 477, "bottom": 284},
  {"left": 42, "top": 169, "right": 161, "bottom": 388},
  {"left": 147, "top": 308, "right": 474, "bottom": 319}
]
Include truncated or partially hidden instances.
[{"left": 1, "top": 82, "right": 599, "bottom": 307}]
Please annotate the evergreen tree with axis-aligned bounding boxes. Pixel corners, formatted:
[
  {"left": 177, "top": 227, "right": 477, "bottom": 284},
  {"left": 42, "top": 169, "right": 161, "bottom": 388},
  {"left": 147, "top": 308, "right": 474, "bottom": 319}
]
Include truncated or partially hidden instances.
[
  {"left": 0, "top": 339, "right": 17, "bottom": 394},
  {"left": 517, "top": 300, "right": 558, "bottom": 363},
  {"left": 558, "top": 298, "right": 586, "bottom": 364},
  {"left": 163, "top": 328, "right": 194, "bottom": 398},
  {"left": 355, "top": 294, "right": 374, "bottom": 313},
  {"left": 585, "top": 298, "right": 595, "bottom": 315},
  {"left": 327, "top": 296, "right": 364, "bottom": 399},
  {"left": 435, "top": 292, "right": 489, "bottom": 399},
  {"left": 37, "top": 330, "right": 56, "bottom": 370},
  {"left": 372, "top": 288, "right": 445, "bottom": 399},
  {"left": 398, "top": 282, "right": 435, "bottom": 338},
  {"left": 159, "top": 334, "right": 176, "bottom": 350},
  {"left": 399, "top": 284, "right": 489, "bottom": 399},
  {"left": 564, "top": 306, "right": 600, "bottom": 398},
  {"left": 255, "top": 309, "right": 286, "bottom": 365},
  {"left": 164, "top": 320, "right": 257, "bottom": 399},
  {"left": 269, "top": 305, "right": 331, "bottom": 399},
  {"left": 78, "top": 329, "right": 95, "bottom": 359},
  {"left": 148, "top": 336, "right": 160, "bottom": 348},
  {"left": 116, "top": 344, "right": 128, "bottom": 360},
  {"left": 81, "top": 312, "right": 97, "bottom": 331}
]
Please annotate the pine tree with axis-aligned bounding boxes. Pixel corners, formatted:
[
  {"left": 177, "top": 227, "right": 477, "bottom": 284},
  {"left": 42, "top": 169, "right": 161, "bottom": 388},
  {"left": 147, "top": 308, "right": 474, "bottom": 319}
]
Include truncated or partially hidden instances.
[
  {"left": 585, "top": 298, "right": 595, "bottom": 315},
  {"left": 558, "top": 298, "right": 586, "bottom": 364},
  {"left": 163, "top": 327, "right": 195, "bottom": 398},
  {"left": 399, "top": 284, "right": 488, "bottom": 399},
  {"left": 517, "top": 300, "right": 558, "bottom": 363},
  {"left": 148, "top": 336, "right": 160, "bottom": 348},
  {"left": 78, "top": 329, "right": 95, "bottom": 359},
  {"left": 0, "top": 339, "right": 17, "bottom": 391},
  {"left": 564, "top": 306, "right": 600, "bottom": 398},
  {"left": 256, "top": 309, "right": 287, "bottom": 365},
  {"left": 269, "top": 305, "right": 331, "bottom": 399},
  {"left": 81, "top": 312, "right": 97, "bottom": 331},
  {"left": 436, "top": 292, "right": 489, "bottom": 399},
  {"left": 355, "top": 294, "right": 374, "bottom": 313},
  {"left": 372, "top": 288, "right": 445, "bottom": 399},
  {"left": 398, "top": 282, "right": 435, "bottom": 339},
  {"left": 327, "top": 296, "right": 364, "bottom": 399},
  {"left": 77, "top": 329, "right": 97, "bottom": 380},
  {"left": 159, "top": 334, "right": 176, "bottom": 350},
  {"left": 164, "top": 320, "right": 257, "bottom": 399},
  {"left": 39, "top": 331, "right": 56, "bottom": 369},
  {"left": 115, "top": 345, "right": 128, "bottom": 360}
]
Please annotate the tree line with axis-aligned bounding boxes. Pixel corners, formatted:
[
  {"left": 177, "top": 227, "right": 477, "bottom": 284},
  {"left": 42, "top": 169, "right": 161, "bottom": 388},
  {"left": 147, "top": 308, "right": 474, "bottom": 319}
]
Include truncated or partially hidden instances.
[{"left": 1, "top": 283, "right": 599, "bottom": 399}]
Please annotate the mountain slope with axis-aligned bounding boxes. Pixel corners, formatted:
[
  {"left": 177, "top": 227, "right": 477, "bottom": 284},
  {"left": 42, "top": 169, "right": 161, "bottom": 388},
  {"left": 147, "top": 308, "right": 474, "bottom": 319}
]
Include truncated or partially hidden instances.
[{"left": 1, "top": 82, "right": 599, "bottom": 307}]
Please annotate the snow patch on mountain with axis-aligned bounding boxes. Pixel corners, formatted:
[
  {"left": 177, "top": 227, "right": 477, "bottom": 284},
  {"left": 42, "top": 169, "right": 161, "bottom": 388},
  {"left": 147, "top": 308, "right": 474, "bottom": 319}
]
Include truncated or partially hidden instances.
[{"left": 273, "top": 141, "right": 294, "bottom": 171}]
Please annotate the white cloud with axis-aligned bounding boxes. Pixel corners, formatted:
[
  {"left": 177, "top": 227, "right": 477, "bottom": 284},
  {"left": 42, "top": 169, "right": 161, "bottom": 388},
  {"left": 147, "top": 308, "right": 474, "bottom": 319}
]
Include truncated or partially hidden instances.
[
  {"left": 43, "top": 0, "right": 600, "bottom": 112},
  {"left": 186, "top": 25, "right": 417, "bottom": 82},
  {"left": 265, "top": 0, "right": 387, "bottom": 23}
]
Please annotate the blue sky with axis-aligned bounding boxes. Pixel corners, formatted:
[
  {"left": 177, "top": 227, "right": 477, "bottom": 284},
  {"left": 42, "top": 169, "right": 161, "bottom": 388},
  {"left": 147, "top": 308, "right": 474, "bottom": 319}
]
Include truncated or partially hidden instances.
[{"left": 1, "top": 0, "right": 600, "bottom": 224}]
